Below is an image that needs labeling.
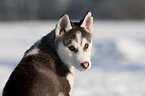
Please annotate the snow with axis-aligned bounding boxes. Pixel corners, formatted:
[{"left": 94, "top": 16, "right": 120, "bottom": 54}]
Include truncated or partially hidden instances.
[
  {"left": 116, "top": 38, "right": 145, "bottom": 63},
  {"left": 0, "top": 20, "right": 145, "bottom": 96}
]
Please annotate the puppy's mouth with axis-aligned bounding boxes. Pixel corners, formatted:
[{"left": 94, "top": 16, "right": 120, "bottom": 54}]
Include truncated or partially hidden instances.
[{"left": 81, "top": 62, "right": 89, "bottom": 70}]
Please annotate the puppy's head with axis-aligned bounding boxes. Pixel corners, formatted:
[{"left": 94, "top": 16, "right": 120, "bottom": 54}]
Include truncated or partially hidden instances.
[{"left": 55, "top": 12, "right": 93, "bottom": 71}]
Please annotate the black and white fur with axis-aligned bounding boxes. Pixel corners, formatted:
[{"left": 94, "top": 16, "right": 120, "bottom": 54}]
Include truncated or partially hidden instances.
[{"left": 3, "top": 12, "right": 93, "bottom": 96}]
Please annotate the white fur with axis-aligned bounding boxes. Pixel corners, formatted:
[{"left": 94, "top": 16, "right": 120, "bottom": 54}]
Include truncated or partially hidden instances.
[
  {"left": 66, "top": 67, "right": 74, "bottom": 95},
  {"left": 57, "top": 31, "right": 92, "bottom": 71},
  {"left": 58, "top": 92, "right": 64, "bottom": 96},
  {"left": 25, "top": 40, "right": 41, "bottom": 57},
  {"left": 25, "top": 48, "right": 39, "bottom": 57}
]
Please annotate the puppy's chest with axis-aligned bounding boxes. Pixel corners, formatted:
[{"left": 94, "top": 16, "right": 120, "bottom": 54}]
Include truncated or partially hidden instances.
[
  {"left": 66, "top": 72, "right": 74, "bottom": 90},
  {"left": 58, "top": 72, "right": 74, "bottom": 96},
  {"left": 55, "top": 72, "right": 74, "bottom": 96}
]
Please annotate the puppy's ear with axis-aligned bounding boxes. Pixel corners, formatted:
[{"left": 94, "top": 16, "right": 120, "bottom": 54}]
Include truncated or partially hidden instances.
[
  {"left": 80, "top": 12, "right": 93, "bottom": 33},
  {"left": 55, "top": 14, "right": 72, "bottom": 37}
]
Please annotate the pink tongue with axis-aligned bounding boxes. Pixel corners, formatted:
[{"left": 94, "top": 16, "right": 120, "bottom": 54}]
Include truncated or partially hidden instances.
[{"left": 84, "top": 63, "right": 88, "bottom": 68}]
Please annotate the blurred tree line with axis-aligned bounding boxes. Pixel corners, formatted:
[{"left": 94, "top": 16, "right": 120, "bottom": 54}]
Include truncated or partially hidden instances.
[{"left": 0, "top": 0, "right": 145, "bottom": 20}]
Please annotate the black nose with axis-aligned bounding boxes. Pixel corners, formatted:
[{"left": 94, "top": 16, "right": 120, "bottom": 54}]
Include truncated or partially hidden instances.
[{"left": 81, "top": 62, "right": 89, "bottom": 69}]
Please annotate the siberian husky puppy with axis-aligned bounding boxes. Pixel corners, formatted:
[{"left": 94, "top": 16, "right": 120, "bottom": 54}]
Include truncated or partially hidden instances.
[{"left": 3, "top": 12, "right": 93, "bottom": 96}]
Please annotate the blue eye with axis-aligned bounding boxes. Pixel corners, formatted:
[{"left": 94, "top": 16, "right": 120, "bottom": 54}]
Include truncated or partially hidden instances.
[{"left": 68, "top": 46, "right": 76, "bottom": 51}]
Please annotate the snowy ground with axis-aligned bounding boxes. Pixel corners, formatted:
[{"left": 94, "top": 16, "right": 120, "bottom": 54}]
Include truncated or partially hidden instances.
[{"left": 0, "top": 20, "right": 145, "bottom": 96}]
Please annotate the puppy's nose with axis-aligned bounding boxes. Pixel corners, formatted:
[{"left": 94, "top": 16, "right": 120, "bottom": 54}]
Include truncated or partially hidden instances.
[{"left": 81, "top": 62, "right": 89, "bottom": 70}]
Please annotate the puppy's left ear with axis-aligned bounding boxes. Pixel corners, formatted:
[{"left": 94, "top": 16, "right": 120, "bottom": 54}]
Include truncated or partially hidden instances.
[
  {"left": 80, "top": 12, "right": 93, "bottom": 33},
  {"left": 55, "top": 14, "right": 72, "bottom": 38}
]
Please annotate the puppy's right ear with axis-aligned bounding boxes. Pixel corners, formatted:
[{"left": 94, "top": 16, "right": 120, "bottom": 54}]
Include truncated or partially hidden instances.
[
  {"left": 80, "top": 12, "right": 93, "bottom": 33},
  {"left": 55, "top": 14, "right": 72, "bottom": 38}
]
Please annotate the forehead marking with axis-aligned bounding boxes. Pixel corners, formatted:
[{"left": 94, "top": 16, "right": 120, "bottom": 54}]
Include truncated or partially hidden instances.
[
  {"left": 76, "top": 32, "right": 82, "bottom": 46},
  {"left": 62, "top": 29, "right": 91, "bottom": 46}
]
